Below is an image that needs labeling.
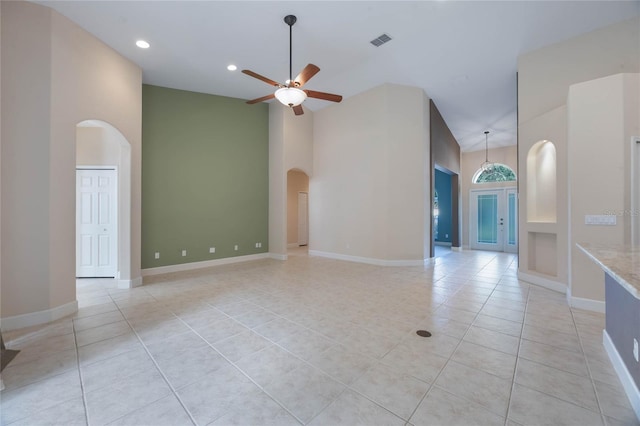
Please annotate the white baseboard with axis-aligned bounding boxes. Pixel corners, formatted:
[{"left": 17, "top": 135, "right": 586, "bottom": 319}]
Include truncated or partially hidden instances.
[
  {"left": 603, "top": 330, "right": 640, "bottom": 421},
  {"left": 269, "top": 253, "right": 288, "bottom": 261},
  {"left": 566, "top": 286, "right": 605, "bottom": 313},
  {"left": 308, "top": 250, "right": 426, "bottom": 267},
  {"left": 452, "top": 246, "right": 463, "bottom": 252},
  {"left": 434, "top": 241, "right": 452, "bottom": 247},
  {"left": 0, "top": 300, "right": 78, "bottom": 331},
  {"left": 518, "top": 271, "right": 567, "bottom": 294},
  {"left": 142, "top": 253, "right": 270, "bottom": 277},
  {"left": 116, "top": 277, "right": 143, "bottom": 289}
]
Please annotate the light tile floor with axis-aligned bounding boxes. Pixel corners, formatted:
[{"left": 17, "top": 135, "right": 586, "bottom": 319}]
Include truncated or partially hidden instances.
[{"left": 2, "top": 249, "right": 638, "bottom": 426}]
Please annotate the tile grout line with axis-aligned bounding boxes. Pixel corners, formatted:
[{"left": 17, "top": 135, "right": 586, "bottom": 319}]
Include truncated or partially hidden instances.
[
  {"left": 503, "top": 279, "right": 532, "bottom": 426},
  {"left": 177, "top": 299, "right": 409, "bottom": 425},
  {"left": 507, "top": 288, "right": 610, "bottom": 421},
  {"left": 171, "top": 313, "right": 306, "bottom": 425},
  {"left": 106, "top": 290, "right": 199, "bottom": 426},
  {"left": 404, "top": 261, "right": 513, "bottom": 423},
  {"left": 71, "top": 320, "right": 91, "bottom": 426},
  {"left": 569, "top": 307, "right": 607, "bottom": 425}
]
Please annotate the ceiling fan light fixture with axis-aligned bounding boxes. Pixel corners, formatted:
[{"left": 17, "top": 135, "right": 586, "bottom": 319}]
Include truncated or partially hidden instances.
[
  {"left": 135, "top": 40, "right": 150, "bottom": 49},
  {"left": 275, "top": 87, "right": 307, "bottom": 107}
]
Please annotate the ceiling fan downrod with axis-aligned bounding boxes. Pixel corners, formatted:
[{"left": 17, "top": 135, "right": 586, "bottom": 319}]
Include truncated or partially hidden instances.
[{"left": 284, "top": 15, "right": 297, "bottom": 86}]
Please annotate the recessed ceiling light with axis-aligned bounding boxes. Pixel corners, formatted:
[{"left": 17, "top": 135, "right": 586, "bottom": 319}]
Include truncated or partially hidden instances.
[
  {"left": 136, "top": 40, "right": 150, "bottom": 49},
  {"left": 227, "top": 64, "right": 237, "bottom": 71}
]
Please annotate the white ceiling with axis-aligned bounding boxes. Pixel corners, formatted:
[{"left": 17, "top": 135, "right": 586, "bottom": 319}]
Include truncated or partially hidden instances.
[{"left": 38, "top": 0, "right": 639, "bottom": 152}]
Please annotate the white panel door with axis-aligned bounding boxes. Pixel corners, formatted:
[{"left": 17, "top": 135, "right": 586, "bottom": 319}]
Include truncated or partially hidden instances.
[
  {"left": 298, "top": 192, "right": 309, "bottom": 246},
  {"left": 76, "top": 169, "right": 117, "bottom": 277}
]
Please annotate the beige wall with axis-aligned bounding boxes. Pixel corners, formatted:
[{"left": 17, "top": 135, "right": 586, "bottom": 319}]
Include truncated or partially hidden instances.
[
  {"left": 76, "top": 126, "right": 121, "bottom": 165},
  {"left": 568, "top": 73, "right": 639, "bottom": 301},
  {"left": 1, "top": 1, "right": 142, "bottom": 325},
  {"left": 518, "top": 17, "right": 640, "bottom": 125},
  {"left": 268, "top": 103, "right": 314, "bottom": 258},
  {"left": 518, "top": 106, "right": 568, "bottom": 286},
  {"left": 311, "top": 84, "right": 430, "bottom": 263},
  {"left": 518, "top": 16, "right": 639, "bottom": 305},
  {"left": 287, "top": 171, "right": 309, "bottom": 245},
  {"left": 460, "top": 145, "right": 517, "bottom": 248}
]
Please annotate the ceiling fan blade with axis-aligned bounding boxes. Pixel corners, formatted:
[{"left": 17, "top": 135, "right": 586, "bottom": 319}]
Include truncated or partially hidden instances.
[
  {"left": 304, "top": 90, "right": 343, "bottom": 103},
  {"left": 242, "top": 70, "right": 281, "bottom": 87},
  {"left": 293, "top": 105, "right": 304, "bottom": 116},
  {"left": 294, "top": 64, "right": 320, "bottom": 87},
  {"left": 246, "top": 93, "right": 275, "bottom": 104}
]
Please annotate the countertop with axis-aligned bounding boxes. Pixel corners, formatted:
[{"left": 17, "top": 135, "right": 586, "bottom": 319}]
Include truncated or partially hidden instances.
[{"left": 577, "top": 243, "right": 640, "bottom": 299}]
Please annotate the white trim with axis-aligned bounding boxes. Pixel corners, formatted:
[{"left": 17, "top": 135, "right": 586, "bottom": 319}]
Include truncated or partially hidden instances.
[
  {"left": 569, "top": 295, "right": 605, "bottom": 313},
  {"left": 76, "top": 167, "right": 119, "bottom": 278},
  {"left": 269, "top": 253, "right": 288, "bottom": 261},
  {"left": 142, "top": 253, "right": 270, "bottom": 277},
  {"left": 452, "top": 246, "right": 464, "bottom": 252},
  {"left": 566, "top": 283, "right": 605, "bottom": 313},
  {"left": 308, "top": 250, "right": 426, "bottom": 267},
  {"left": 0, "top": 300, "right": 78, "bottom": 331},
  {"left": 632, "top": 136, "right": 640, "bottom": 246},
  {"left": 434, "top": 241, "right": 452, "bottom": 247},
  {"left": 116, "top": 277, "right": 143, "bottom": 289},
  {"left": 603, "top": 330, "right": 640, "bottom": 421},
  {"left": 518, "top": 271, "right": 567, "bottom": 293}
]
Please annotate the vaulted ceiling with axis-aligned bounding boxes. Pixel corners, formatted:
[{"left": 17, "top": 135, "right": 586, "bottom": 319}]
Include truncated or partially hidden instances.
[{"left": 39, "top": 1, "right": 639, "bottom": 151}]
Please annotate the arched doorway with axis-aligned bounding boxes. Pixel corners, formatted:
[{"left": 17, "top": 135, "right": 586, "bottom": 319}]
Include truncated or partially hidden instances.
[
  {"left": 286, "top": 169, "right": 310, "bottom": 253},
  {"left": 76, "top": 120, "right": 133, "bottom": 287}
]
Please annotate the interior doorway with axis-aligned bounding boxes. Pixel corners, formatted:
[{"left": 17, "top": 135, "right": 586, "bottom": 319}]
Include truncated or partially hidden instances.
[
  {"left": 287, "top": 169, "right": 310, "bottom": 249},
  {"left": 76, "top": 120, "right": 132, "bottom": 286},
  {"left": 432, "top": 165, "right": 460, "bottom": 258}
]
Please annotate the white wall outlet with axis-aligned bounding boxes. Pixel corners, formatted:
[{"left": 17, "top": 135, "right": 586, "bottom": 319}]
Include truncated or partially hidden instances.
[
  {"left": 255, "top": 243, "right": 259, "bottom": 248},
  {"left": 209, "top": 247, "right": 215, "bottom": 253},
  {"left": 445, "top": 234, "right": 449, "bottom": 238},
  {"left": 234, "top": 245, "right": 238, "bottom": 251},
  {"left": 181, "top": 250, "right": 187, "bottom": 257},
  {"left": 154, "top": 252, "right": 160, "bottom": 259},
  {"left": 258, "top": 242, "right": 262, "bottom": 248},
  {"left": 634, "top": 338, "right": 639, "bottom": 362}
]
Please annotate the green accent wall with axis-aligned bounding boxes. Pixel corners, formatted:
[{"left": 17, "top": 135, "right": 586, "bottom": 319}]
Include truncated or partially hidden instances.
[{"left": 142, "top": 84, "right": 269, "bottom": 268}]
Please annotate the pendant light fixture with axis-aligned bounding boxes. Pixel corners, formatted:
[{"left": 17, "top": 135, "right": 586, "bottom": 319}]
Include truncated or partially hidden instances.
[{"left": 480, "top": 131, "right": 494, "bottom": 173}]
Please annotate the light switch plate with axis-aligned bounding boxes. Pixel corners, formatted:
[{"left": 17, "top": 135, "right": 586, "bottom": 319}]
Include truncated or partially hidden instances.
[{"left": 585, "top": 215, "right": 617, "bottom": 226}]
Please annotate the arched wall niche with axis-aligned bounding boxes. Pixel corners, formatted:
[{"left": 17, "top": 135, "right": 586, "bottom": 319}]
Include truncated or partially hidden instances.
[
  {"left": 286, "top": 168, "right": 310, "bottom": 247},
  {"left": 76, "top": 119, "right": 133, "bottom": 286},
  {"left": 527, "top": 140, "right": 557, "bottom": 223}
]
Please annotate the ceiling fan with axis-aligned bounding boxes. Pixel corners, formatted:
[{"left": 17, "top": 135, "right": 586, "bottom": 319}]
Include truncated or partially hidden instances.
[{"left": 242, "top": 15, "right": 343, "bottom": 116}]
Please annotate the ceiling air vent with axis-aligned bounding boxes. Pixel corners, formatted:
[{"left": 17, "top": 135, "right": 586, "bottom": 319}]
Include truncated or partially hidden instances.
[{"left": 370, "top": 33, "right": 392, "bottom": 47}]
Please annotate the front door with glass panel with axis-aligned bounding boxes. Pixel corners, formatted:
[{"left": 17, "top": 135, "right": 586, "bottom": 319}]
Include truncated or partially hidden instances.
[{"left": 470, "top": 188, "right": 517, "bottom": 252}]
